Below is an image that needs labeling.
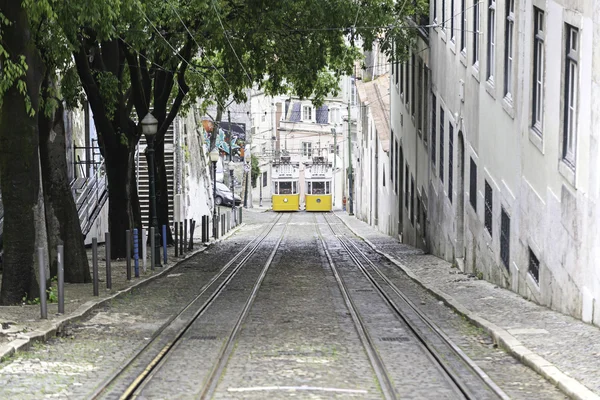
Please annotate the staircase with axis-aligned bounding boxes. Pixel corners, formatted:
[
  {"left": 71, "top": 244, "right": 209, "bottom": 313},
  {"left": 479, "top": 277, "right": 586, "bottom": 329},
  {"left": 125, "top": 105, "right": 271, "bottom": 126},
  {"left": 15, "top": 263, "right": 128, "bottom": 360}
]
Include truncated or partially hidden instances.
[{"left": 137, "top": 125, "right": 175, "bottom": 229}]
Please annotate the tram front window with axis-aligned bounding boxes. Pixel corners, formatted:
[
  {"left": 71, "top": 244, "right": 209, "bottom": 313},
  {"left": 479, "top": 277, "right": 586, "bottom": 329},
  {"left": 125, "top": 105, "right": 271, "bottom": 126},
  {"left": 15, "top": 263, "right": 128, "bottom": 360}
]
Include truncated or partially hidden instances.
[
  {"left": 312, "top": 182, "right": 325, "bottom": 194},
  {"left": 279, "top": 181, "right": 292, "bottom": 194}
]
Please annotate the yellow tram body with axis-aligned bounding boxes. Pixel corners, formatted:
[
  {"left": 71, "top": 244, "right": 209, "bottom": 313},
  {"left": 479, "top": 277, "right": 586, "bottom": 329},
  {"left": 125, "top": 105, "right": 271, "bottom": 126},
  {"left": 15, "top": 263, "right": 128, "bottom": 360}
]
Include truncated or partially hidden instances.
[
  {"left": 272, "top": 193, "right": 301, "bottom": 211},
  {"left": 304, "top": 157, "right": 333, "bottom": 212},
  {"left": 271, "top": 157, "right": 300, "bottom": 212}
]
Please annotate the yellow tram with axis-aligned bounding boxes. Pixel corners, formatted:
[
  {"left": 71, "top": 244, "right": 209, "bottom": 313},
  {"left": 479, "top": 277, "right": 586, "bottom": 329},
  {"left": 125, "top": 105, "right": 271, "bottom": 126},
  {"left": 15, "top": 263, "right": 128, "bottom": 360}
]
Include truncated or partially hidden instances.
[
  {"left": 271, "top": 156, "right": 300, "bottom": 211},
  {"left": 304, "top": 156, "right": 333, "bottom": 212}
]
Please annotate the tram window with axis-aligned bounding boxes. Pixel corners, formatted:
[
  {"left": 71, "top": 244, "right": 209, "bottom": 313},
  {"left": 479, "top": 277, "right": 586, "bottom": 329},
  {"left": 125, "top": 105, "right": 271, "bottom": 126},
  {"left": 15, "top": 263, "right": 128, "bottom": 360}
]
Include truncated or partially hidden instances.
[
  {"left": 280, "top": 182, "right": 292, "bottom": 194},
  {"left": 274, "top": 182, "right": 279, "bottom": 194},
  {"left": 313, "top": 182, "right": 325, "bottom": 194},
  {"left": 326, "top": 182, "right": 330, "bottom": 194},
  {"left": 308, "top": 182, "right": 312, "bottom": 194},
  {"left": 293, "top": 182, "right": 297, "bottom": 194}
]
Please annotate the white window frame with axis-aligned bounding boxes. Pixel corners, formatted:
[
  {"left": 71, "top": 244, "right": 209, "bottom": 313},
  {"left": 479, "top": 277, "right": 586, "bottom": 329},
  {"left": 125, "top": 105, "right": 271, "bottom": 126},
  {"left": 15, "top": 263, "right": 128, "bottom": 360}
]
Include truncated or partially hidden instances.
[
  {"left": 531, "top": 8, "right": 544, "bottom": 134},
  {"left": 302, "top": 105, "right": 312, "bottom": 121},
  {"left": 450, "top": 0, "right": 455, "bottom": 42},
  {"left": 504, "top": 0, "right": 515, "bottom": 100},
  {"left": 563, "top": 24, "right": 579, "bottom": 167},
  {"left": 487, "top": 0, "right": 496, "bottom": 83},
  {"left": 302, "top": 141, "right": 313, "bottom": 158},
  {"left": 473, "top": 0, "right": 480, "bottom": 67}
]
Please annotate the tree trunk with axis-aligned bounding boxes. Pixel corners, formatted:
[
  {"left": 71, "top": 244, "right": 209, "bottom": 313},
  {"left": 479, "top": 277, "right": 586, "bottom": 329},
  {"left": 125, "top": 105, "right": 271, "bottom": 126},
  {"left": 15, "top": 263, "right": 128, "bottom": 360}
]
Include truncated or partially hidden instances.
[
  {"left": 104, "top": 140, "right": 141, "bottom": 259},
  {"left": 152, "top": 143, "right": 173, "bottom": 244},
  {"left": 39, "top": 89, "right": 91, "bottom": 283},
  {"left": 0, "top": 0, "right": 45, "bottom": 304}
]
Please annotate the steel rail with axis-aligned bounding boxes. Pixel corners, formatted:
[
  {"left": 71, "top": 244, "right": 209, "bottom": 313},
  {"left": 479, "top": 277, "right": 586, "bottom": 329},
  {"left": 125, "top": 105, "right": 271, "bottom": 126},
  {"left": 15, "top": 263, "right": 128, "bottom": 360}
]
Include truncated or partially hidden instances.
[
  {"left": 314, "top": 214, "right": 398, "bottom": 400},
  {"left": 198, "top": 213, "right": 293, "bottom": 400},
  {"left": 324, "top": 213, "right": 510, "bottom": 400},
  {"left": 90, "top": 213, "right": 285, "bottom": 399}
]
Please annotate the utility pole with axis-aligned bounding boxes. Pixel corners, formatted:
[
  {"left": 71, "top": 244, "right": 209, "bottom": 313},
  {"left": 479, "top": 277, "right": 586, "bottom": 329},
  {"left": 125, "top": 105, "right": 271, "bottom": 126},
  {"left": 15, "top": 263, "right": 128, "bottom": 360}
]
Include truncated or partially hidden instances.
[
  {"left": 348, "top": 100, "right": 354, "bottom": 215},
  {"left": 332, "top": 127, "right": 337, "bottom": 206}
]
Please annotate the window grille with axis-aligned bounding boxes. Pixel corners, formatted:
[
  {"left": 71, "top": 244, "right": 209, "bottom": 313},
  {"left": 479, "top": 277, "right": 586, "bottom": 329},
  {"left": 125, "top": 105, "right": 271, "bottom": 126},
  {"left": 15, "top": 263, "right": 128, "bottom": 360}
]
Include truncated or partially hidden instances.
[
  {"left": 504, "top": 0, "right": 515, "bottom": 98},
  {"left": 484, "top": 180, "right": 493, "bottom": 235},
  {"left": 563, "top": 24, "right": 579, "bottom": 167},
  {"left": 528, "top": 248, "right": 540, "bottom": 283},
  {"left": 500, "top": 208, "right": 510, "bottom": 269},
  {"left": 461, "top": 0, "right": 466, "bottom": 52},
  {"left": 532, "top": 8, "right": 545, "bottom": 134},
  {"left": 439, "top": 107, "right": 445, "bottom": 183},
  {"left": 411, "top": 54, "right": 416, "bottom": 117},
  {"left": 473, "top": 0, "right": 480, "bottom": 65},
  {"left": 450, "top": 0, "right": 455, "bottom": 41},
  {"left": 469, "top": 158, "right": 477, "bottom": 211},
  {"left": 487, "top": 0, "right": 496, "bottom": 82},
  {"left": 411, "top": 175, "right": 415, "bottom": 225},
  {"left": 431, "top": 95, "right": 437, "bottom": 166},
  {"left": 405, "top": 163, "right": 409, "bottom": 209},
  {"left": 448, "top": 124, "right": 454, "bottom": 203}
]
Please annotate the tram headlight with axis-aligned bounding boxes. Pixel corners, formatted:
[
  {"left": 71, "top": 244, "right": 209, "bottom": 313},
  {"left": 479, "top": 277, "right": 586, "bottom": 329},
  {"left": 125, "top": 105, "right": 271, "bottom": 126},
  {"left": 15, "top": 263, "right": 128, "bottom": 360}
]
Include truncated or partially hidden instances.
[{"left": 283, "top": 198, "right": 288, "bottom": 203}]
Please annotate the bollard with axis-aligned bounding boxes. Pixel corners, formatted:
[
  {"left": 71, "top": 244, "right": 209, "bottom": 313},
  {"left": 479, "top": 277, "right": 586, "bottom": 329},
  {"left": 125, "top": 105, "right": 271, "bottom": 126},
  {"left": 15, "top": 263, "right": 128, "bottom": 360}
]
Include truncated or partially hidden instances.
[
  {"left": 239, "top": 207, "right": 242, "bottom": 224},
  {"left": 141, "top": 228, "right": 147, "bottom": 273},
  {"left": 126, "top": 230, "right": 131, "bottom": 280},
  {"left": 92, "top": 238, "right": 99, "bottom": 296},
  {"left": 38, "top": 248, "right": 47, "bottom": 319},
  {"left": 150, "top": 227, "right": 156, "bottom": 270},
  {"left": 105, "top": 232, "right": 112, "bottom": 289},
  {"left": 226, "top": 212, "right": 230, "bottom": 232},
  {"left": 162, "top": 225, "right": 168, "bottom": 264},
  {"left": 57, "top": 245, "right": 64, "bottom": 314},
  {"left": 174, "top": 222, "right": 179, "bottom": 257},
  {"left": 133, "top": 229, "right": 139, "bottom": 278},
  {"left": 179, "top": 223, "right": 184, "bottom": 255},
  {"left": 183, "top": 219, "right": 187, "bottom": 255},
  {"left": 214, "top": 214, "right": 219, "bottom": 239},
  {"left": 188, "top": 220, "right": 195, "bottom": 251},
  {"left": 201, "top": 216, "right": 207, "bottom": 243}
]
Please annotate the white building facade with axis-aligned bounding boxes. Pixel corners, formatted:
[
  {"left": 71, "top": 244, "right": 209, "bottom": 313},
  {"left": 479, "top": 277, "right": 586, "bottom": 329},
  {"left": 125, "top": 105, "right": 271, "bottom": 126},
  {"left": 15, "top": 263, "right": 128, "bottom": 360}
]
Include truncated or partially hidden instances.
[{"left": 402, "top": 0, "right": 600, "bottom": 325}]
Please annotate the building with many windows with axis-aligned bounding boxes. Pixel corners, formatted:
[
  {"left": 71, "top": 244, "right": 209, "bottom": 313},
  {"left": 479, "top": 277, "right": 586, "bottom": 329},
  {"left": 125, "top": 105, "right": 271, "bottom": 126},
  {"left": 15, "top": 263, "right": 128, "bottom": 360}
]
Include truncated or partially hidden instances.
[{"left": 390, "top": 0, "right": 600, "bottom": 325}]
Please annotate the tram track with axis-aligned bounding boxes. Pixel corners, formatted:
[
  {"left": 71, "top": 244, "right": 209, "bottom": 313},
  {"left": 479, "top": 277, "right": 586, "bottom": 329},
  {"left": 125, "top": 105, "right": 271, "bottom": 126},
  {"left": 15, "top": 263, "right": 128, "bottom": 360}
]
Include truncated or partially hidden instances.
[
  {"left": 317, "top": 212, "right": 511, "bottom": 400},
  {"left": 90, "top": 213, "right": 289, "bottom": 399}
]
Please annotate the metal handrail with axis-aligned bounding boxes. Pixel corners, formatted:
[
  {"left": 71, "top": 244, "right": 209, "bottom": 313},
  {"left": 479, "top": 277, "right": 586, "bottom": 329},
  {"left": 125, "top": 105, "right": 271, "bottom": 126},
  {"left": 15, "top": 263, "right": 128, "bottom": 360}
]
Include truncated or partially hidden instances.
[{"left": 75, "top": 158, "right": 108, "bottom": 236}]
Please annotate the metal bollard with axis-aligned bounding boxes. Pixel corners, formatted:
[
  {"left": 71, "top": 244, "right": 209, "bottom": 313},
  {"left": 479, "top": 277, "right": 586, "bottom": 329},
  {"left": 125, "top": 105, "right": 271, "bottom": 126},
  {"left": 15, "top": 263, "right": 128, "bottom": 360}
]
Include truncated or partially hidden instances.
[
  {"left": 239, "top": 207, "right": 242, "bottom": 224},
  {"left": 105, "top": 232, "right": 112, "bottom": 289},
  {"left": 226, "top": 212, "right": 230, "bottom": 232},
  {"left": 150, "top": 227, "right": 156, "bottom": 270},
  {"left": 188, "top": 220, "right": 195, "bottom": 250},
  {"left": 174, "top": 222, "right": 179, "bottom": 257},
  {"left": 202, "top": 216, "right": 208, "bottom": 243},
  {"left": 126, "top": 230, "right": 131, "bottom": 280},
  {"left": 133, "top": 229, "right": 139, "bottom": 278},
  {"left": 179, "top": 223, "right": 184, "bottom": 255},
  {"left": 221, "top": 214, "right": 225, "bottom": 235},
  {"left": 183, "top": 219, "right": 187, "bottom": 254},
  {"left": 57, "top": 245, "right": 64, "bottom": 314},
  {"left": 38, "top": 247, "right": 47, "bottom": 319},
  {"left": 141, "top": 228, "right": 147, "bottom": 273},
  {"left": 214, "top": 214, "right": 219, "bottom": 239},
  {"left": 162, "top": 225, "right": 167, "bottom": 264},
  {"left": 92, "top": 238, "right": 99, "bottom": 296}
]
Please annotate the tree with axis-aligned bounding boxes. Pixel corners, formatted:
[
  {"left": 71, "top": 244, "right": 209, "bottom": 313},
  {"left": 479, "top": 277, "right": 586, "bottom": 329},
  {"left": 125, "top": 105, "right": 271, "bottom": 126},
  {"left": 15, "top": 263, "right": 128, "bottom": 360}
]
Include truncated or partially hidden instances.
[{"left": 0, "top": 0, "right": 46, "bottom": 304}]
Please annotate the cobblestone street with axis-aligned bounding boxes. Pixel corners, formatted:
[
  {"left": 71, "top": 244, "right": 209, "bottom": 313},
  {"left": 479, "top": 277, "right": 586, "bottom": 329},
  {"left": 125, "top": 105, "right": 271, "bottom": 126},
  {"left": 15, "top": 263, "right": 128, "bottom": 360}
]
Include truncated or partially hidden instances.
[{"left": 0, "top": 209, "right": 592, "bottom": 399}]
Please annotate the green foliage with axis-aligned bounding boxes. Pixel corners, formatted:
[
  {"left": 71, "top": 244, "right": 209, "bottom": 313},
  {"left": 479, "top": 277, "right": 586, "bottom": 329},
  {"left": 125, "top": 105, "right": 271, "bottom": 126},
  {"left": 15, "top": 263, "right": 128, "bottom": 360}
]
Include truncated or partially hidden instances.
[{"left": 250, "top": 154, "right": 260, "bottom": 189}]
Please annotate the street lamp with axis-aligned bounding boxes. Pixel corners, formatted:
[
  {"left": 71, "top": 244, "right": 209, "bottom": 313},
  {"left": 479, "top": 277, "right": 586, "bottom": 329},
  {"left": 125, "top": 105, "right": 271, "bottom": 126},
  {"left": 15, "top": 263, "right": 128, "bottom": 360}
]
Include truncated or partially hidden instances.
[
  {"left": 209, "top": 147, "right": 219, "bottom": 238},
  {"left": 229, "top": 162, "right": 236, "bottom": 225},
  {"left": 141, "top": 112, "right": 161, "bottom": 267}
]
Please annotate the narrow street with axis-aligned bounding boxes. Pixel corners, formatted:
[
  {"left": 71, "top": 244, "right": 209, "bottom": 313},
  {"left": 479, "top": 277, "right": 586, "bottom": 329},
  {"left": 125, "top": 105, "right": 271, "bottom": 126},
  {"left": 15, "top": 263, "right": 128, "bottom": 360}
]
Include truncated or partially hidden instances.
[{"left": 0, "top": 210, "right": 567, "bottom": 399}]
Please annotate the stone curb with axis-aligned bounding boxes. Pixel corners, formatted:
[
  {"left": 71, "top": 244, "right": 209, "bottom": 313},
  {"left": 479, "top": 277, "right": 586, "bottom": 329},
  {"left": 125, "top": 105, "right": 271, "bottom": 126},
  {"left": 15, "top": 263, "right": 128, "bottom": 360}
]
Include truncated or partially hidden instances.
[
  {"left": 335, "top": 213, "right": 599, "bottom": 400},
  {"left": 0, "top": 223, "right": 244, "bottom": 362}
]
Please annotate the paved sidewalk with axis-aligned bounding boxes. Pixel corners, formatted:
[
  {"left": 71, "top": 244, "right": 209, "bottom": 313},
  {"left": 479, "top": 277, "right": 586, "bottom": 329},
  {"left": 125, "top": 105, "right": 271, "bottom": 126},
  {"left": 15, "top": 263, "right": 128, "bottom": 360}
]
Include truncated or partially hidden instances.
[
  {"left": 0, "top": 221, "right": 242, "bottom": 362},
  {"left": 335, "top": 211, "right": 600, "bottom": 400}
]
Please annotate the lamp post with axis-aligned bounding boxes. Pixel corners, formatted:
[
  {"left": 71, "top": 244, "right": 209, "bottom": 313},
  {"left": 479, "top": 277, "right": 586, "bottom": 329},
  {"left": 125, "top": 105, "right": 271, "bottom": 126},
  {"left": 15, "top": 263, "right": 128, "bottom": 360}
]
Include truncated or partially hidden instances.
[
  {"left": 141, "top": 113, "right": 161, "bottom": 267},
  {"left": 229, "top": 162, "right": 236, "bottom": 224},
  {"left": 209, "top": 147, "right": 219, "bottom": 238}
]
